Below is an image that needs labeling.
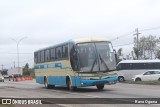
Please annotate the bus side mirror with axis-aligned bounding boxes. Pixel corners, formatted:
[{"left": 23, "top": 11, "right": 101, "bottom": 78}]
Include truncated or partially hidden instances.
[{"left": 113, "top": 49, "right": 118, "bottom": 64}]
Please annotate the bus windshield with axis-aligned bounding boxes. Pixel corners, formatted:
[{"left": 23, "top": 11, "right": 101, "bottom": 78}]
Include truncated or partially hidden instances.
[{"left": 70, "top": 42, "right": 116, "bottom": 72}]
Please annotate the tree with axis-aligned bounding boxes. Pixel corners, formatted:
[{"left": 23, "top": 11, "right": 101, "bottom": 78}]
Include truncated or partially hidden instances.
[
  {"left": 23, "top": 63, "right": 35, "bottom": 77},
  {"left": 117, "top": 48, "right": 123, "bottom": 62},
  {"left": 23, "top": 63, "right": 30, "bottom": 76},
  {"left": 0, "top": 69, "right": 8, "bottom": 75},
  {"left": 133, "top": 35, "right": 160, "bottom": 59}
]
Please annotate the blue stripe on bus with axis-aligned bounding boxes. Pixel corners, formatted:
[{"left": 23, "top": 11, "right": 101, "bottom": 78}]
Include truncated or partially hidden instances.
[
  {"left": 36, "top": 76, "right": 81, "bottom": 87},
  {"left": 34, "top": 63, "right": 70, "bottom": 69},
  {"left": 36, "top": 76, "right": 117, "bottom": 87}
]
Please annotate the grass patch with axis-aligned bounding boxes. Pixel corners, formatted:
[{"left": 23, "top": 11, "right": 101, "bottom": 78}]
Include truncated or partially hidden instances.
[{"left": 123, "top": 80, "right": 160, "bottom": 85}]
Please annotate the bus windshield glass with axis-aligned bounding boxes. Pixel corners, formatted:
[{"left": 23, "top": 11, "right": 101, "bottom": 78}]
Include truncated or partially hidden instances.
[{"left": 70, "top": 42, "right": 116, "bottom": 72}]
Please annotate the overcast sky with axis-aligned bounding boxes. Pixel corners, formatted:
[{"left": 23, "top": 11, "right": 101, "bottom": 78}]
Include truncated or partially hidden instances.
[{"left": 1, "top": 0, "right": 160, "bottom": 69}]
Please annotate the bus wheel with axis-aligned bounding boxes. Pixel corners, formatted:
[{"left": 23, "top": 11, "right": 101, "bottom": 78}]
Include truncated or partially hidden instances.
[
  {"left": 67, "top": 78, "right": 76, "bottom": 91},
  {"left": 158, "top": 78, "right": 160, "bottom": 81},
  {"left": 118, "top": 76, "right": 125, "bottom": 82},
  {"left": 96, "top": 84, "right": 104, "bottom": 90},
  {"left": 44, "top": 77, "right": 55, "bottom": 89},
  {"left": 135, "top": 78, "right": 141, "bottom": 81},
  {"left": 44, "top": 77, "right": 49, "bottom": 88}
]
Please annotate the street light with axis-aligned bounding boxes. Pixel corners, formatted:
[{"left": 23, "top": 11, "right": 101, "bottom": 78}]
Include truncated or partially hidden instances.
[{"left": 11, "top": 37, "right": 27, "bottom": 74}]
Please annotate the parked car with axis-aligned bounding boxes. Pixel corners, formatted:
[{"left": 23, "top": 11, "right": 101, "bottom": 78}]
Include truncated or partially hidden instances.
[
  {"left": 0, "top": 73, "right": 4, "bottom": 82},
  {"left": 132, "top": 70, "right": 160, "bottom": 81},
  {"left": 9, "top": 74, "right": 21, "bottom": 78},
  {"left": 3, "top": 75, "right": 9, "bottom": 78}
]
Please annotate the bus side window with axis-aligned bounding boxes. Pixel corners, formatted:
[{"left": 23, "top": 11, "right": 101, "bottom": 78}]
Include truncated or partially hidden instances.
[
  {"left": 62, "top": 45, "right": 68, "bottom": 59},
  {"left": 45, "top": 49, "right": 50, "bottom": 62},
  {"left": 56, "top": 46, "right": 62, "bottom": 59},
  {"left": 41, "top": 51, "right": 45, "bottom": 63},
  {"left": 50, "top": 48, "right": 56, "bottom": 60},
  {"left": 34, "top": 52, "right": 38, "bottom": 64},
  {"left": 38, "top": 52, "right": 41, "bottom": 63}
]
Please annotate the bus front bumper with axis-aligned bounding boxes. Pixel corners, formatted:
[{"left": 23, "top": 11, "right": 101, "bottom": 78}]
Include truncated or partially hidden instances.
[{"left": 80, "top": 77, "right": 118, "bottom": 86}]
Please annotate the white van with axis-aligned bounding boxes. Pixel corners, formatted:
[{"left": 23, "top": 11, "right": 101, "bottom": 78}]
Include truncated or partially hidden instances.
[{"left": 116, "top": 60, "right": 160, "bottom": 82}]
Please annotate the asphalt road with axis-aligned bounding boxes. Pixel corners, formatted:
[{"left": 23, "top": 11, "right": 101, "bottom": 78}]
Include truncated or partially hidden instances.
[{"left": 0, "top": 79, "right": 160, "bottom": 107}]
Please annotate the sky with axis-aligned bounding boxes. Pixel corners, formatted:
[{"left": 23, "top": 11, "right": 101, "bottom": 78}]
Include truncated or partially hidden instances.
[{"left": 0, "top": 0, "right": 160, "bottom": 69}]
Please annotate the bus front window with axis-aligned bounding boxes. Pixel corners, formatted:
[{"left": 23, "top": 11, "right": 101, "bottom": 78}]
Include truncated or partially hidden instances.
[{"left": 70, "top": 42, "right": 116, "bottom": 72}]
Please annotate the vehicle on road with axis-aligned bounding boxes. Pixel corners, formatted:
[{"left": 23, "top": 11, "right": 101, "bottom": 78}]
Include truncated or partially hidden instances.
[
  {"left": 34, "top": 38, "right": 118, "bottom": 90},
  {"left": 3, "top": 75, "right": 9, "bottom": 78},
  {"left": 0, "top": 73, "right": 4, "bottom": 82},
  {"left": 132, "top": 70, "right": 160, "bottom": 81},
  {"left": 116, "top": 60, "right": 160, "bottom": 82}
]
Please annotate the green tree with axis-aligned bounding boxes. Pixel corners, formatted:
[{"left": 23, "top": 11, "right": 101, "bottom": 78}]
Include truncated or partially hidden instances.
[
  {"left": 23, "top": 63, "right": 30, "bottom": 76},
  {"left": 23, "top": 63, "right": 35, "bottom": 77},
  {"left": 133, "top": 35, "right": 160, "bottom": 59}
]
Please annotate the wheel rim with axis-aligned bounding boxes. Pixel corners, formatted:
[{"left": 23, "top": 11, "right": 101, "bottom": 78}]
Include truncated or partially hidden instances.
[{"left": 119, "top": 77, "right": 124, "bottom": 82}]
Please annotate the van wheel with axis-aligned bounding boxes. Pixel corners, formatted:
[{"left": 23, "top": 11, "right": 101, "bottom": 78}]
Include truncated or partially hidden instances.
[
  {"left": 118, "top": 76, "right": 125, "bottom": 82},
  {"left": 66, "top": 77, "right": 76, "bottom": 91},
  {"left": 96, "top": 84, "right": 104, "bottom": 90},
  {"left": 135, "top": 78, "right": 141, "bottom": 81}
]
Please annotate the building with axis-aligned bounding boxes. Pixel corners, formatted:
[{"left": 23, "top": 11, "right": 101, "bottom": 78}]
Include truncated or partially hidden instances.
[{"left": 7, "top": 67, "right": 23, "bottom": 76}]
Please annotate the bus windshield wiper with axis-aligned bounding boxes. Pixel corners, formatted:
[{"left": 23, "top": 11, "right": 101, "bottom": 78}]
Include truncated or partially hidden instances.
[
  {"left": 90, "top": 55, "right": 98, "bottom": 72},
  {"left": 99, "top": 54, "right": 109, "bottom": 72}
]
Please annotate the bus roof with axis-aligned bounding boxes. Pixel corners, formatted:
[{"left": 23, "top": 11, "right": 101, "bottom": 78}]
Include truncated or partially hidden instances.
[
  {"left": 71, "top": 38, "right": 110, "bottom": 44},
  {"left": 118, "top": 60, "right": 160, "bottom": 64},
  {"left": 35, "top": 38, "right": 110, "bottom": 52}
]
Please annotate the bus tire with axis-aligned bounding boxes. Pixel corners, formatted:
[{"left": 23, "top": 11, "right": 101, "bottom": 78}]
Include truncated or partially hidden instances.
[
  {"left": 135, "top": 78, "right": 141, "bottom": 81},
  {"left": 158, "top": 78, "right": 160, "bottom": 81},
  {"left": 118, "top": 76, "right": 125, "bottom": 82},
  {"left": 96, "top": 84, "right": 104, "bottom": 90},
  {"left": 66, "top": 77, "right": 76, "bottom": 91},
  {"left": 44, "top": 77, "right": 55, "bottom": 89}
]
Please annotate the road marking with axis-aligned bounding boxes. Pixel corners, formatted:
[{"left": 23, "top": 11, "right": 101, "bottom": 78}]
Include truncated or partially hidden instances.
[
  {"left": 115, "top": 87, "right": 160, "bottom": 92},
  {"left": 57, "top": 104, "right": 73, "bottom": 107},
  {"left": 42, "top": 88, "right": 101, "bottom": 98}
]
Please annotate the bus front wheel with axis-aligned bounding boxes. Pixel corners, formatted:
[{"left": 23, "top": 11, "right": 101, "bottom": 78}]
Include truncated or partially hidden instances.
[
  {"left": 96, "top": 84, "right": 104, "bottom": 90},
  {"left": 66, "top": 77, "right": 76, "bottom": 91}
]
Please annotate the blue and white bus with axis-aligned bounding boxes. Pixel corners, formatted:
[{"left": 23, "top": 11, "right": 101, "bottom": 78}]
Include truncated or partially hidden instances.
[{"left": 34, "top": 38, "right": 118, "bottom": 90}]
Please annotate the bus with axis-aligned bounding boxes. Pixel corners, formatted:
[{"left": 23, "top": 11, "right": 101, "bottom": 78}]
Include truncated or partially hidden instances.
[
  {"left": 116, "top": 60, "right": 160, "bottom": 82},
  {"left": 34, "top": 38, "right": 118, "bottom": 90}
]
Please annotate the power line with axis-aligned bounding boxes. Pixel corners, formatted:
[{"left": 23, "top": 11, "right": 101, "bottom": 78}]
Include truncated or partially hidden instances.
[
  {"left": 111, "top": 31, "right": 135, "bottom": 41},
  {"left": 113, "top": 42, "right": 134, "bottom": 47},
  {"left": 111, "top": 26, "right": 160, "bottom": 42},
  {"left": 140, "top": 26, "right": 160, "bottom": 32}
]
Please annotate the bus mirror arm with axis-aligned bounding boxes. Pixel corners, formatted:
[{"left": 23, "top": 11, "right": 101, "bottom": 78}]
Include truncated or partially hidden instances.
[{"left": 113, "top": 49, "right": 118, "bottom": 64}]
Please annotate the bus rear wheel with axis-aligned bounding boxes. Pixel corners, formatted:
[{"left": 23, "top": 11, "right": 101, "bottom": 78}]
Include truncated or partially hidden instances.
[
  {"left": 118, "top": 76, "right": 125, "bottom": 82},
  {"left": 96, "top": 84, "right": 104, "bottom": 90},
  {"left": 44, "top": 77, "right": 55, "bottom": 89}
]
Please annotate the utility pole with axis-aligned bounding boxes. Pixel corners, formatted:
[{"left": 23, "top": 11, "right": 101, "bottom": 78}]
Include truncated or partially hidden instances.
[
  {"left": 1, "top": 64, "right": 3, "bottom": 70},
  {"left": 134, "top": 28, "right": 141, "bottom": 60},
  {"left": 14, "top": 61, "right": 15, "bottom": 68}
]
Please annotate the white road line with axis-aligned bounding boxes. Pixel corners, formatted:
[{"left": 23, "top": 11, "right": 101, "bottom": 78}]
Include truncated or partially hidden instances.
[{"left": 47, "top": 89, "right": 100, "bottom": 98}]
